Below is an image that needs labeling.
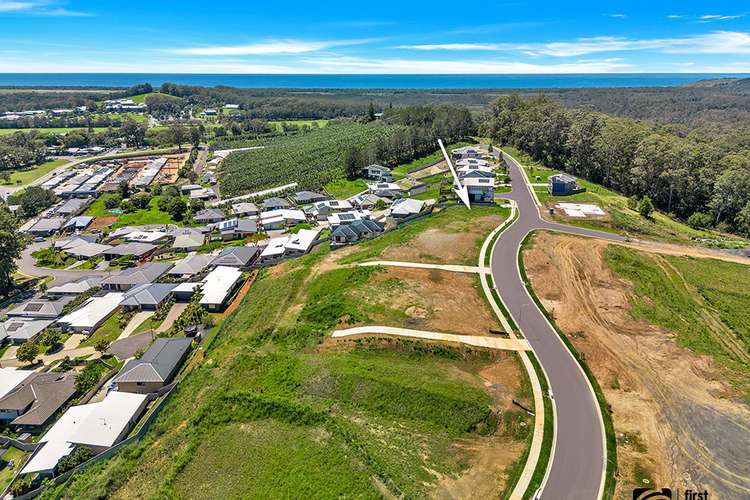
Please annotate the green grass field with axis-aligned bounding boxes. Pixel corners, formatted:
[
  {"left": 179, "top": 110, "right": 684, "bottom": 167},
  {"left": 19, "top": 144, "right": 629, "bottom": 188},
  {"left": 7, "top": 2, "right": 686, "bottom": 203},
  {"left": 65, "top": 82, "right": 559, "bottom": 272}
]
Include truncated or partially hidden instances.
[
  {"left": 605, "top": 246, "right": 750, "bottom": 394},
  {"left": 85, "top": 195, "right": 180, "bottom": 229},
  {"left": 0, "top": 447, "right": 28, "bottom": 493},
  {"left": 268, "top": 119, "right": 328, "bottom": 132},
  {"left": 55, "top": 208, "right": 528, "bottom": 499},
  {"left": 79, "top": 311, "right": 130, "bottom": 348},
  {"left": 391, "top": 141, "right": 471, "bottom": 179},
  {"left": 2, "top": 159, "right": 68, "bottom": 185},
  {"left": 323, "top": 178, "right": 367, "bottom": 199}
]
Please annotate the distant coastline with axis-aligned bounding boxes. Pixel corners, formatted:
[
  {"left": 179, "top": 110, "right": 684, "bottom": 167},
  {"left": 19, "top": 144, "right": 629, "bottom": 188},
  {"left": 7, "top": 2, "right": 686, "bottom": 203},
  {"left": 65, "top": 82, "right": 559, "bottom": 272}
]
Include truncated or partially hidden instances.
[{"left": 0, "top": 73, "right": 748, "bottom": 89}]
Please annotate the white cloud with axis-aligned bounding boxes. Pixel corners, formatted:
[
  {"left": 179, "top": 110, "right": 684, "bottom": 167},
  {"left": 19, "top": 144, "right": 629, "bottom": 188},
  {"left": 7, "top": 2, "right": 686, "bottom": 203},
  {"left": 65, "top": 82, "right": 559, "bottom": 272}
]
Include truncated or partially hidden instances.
[
  {"left": 163, "top": 39, "right": 373, "bottom": 56},
  {"left": 395, "top": 43, "right": 504, "bottom": 51},
  {"left": 0, "top": 1, "right": 34, "bottom": 11},
  {"left": 0, "top": 1, "right": 92, "bottom": 16},
  {"left": 699, "top": 14, "right": 743, "bottom": 23},
  {"left": 664, "top": 31, "right": 750, "bottom": 54},
  {"left": 667, "top": 15, "right": 684, "bottom": 19},
  {"left": 608, "top": 14, "right": 627, "bottom": 19}
]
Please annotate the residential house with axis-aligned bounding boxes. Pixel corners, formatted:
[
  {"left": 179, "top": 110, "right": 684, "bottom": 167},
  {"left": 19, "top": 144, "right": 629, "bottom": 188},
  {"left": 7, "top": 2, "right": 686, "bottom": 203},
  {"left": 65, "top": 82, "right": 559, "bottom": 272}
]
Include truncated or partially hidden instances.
[
  {"left": 390, "top": 198, "right": 425, "bottom": 218},
  {"left": 362, "top": 164, "right": 393, "bottom": 182},
  {"left": 101, "top": 262, "right": 173, "bottom": 291},
  {"left": 231, "top": 202, "right": 259, "bottom": 217},
  {"left": 54, "top": 198, "right": 90, "bottom": 217},
  {"left": 330, "top": 219, "right": 385, "bottom": 246},
  {"left": 121, "top": 283, "right": 178, "bottom": 311},
  {"left": 62, "top": 241, "right": 112, "bottom": 260},
  {"left": 189, "top": 187, "right": 217, "bottom": 201},
  {"left": 460, "top": 169, "right": 496, "bottom": 180},
  {"left": 62, "top": 215, "right": 94, "bottom": 233},
  {"left": 262, "top": 197, "right": 291, "bottom": 211},
  {"left": 179, "top": 184, "right": 203, "bottom": 194},
  {"left": 211, "top": 245, "right": 259, "bottom": 269},
  {"left": 26, "top": 217, "right": 65, "bottom": 237},
  {"left": 0, "top": 372, "right": 77, "bottom": 432},
  {"left": 56, "top": 292, "right": 124, "bottom": 334},
  {"left": 198, "top": 266, "right": 243, "bottom": 312},
  {"left": 21, "top": 391, "right": 149, "bottom": 476},
  {"left": 123, "top": 231, "right": 171, "bottom": 245},
  {"left": 171, "top": 228, "right": 206, "bottom": 252},
  {"left": 258, "top": 229, "right": 320, "bottom": 264},
  {"left": 451, "top": 146, "right": 483, "bottom": 160},
  {"left": 327, "top": 210, "right": 370, "bottom": 228},
  {"left": 102, "top": 242, "right": 157, "bottom": 261},
  {"left": 293, "top": 191, "right": 327, "bottom": 204},
  {"left": 462, "top": 177, "right": 495, "bottom": 203},
  {"left": 548, "top": 173, "right": 584, "bottom": 196},
  {"left": 259, "top": 209, "right": 306, "bottom": 230},
  {"left": 6, "top": 298, "right": 71, "bottom": 320},
  {"left": 457, "top": 164, "right": 495, "bottom": 178},
  {"left": 307, "top": 199, "right": 353, "bottom": 220},
  {"left": 0, "top": 368, "right": 34, "bottom": 401},
  {"left": 47, "top": 277, "right": 102, "bottom": 297},
  {"left": 194, "top": 208, "right": 226, "bottom": 224},
  {"left": 455, "top": 158, "right": 490, "bottom": 168},
  {"left": 367, "top": 182, "right": 404, "bottom": 199},
  {"left": 0, "top": 318, "right": 54, "bottom": 345},
  {"left": 352, "top": 193, "right": 389, "bottom": 210},
  {"left": 215, "top": 218, "right": 258, "bottom": 241},
  {"left": 114, "top": 338, "right": 192, "bottom": 394},
  {"left": 166, "top": 254, "right": 214, "bottom": 279}
]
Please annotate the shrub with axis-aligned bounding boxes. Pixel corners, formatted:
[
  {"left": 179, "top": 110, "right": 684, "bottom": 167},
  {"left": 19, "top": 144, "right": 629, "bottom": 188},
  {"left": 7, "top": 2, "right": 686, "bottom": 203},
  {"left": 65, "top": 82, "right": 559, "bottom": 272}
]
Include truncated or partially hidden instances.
[
  {"left": 688, "top": 211, "right": 713, "bottom": 229},
  {"left": 637, "top": 195, "right": 654, "bottom": 218},
  {"left": 16, "top": 342, "right": 39, "bottom": 364}
]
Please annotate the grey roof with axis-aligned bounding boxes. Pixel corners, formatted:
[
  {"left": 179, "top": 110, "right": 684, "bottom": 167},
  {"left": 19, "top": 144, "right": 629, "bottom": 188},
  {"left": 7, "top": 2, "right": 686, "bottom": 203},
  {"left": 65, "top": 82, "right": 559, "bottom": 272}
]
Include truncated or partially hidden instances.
[
  {"left": 0, "top": 318, "right": 54, "bottom": 341},
  {"left": 114, "top": 337, "right": 192, "bottom": 384},
  {"left": 29, "top": 217, "right": 65, "bottom": 232},
  {"left": 6, "top": 297, "right": 72, "bottom": 319},
  {"left": 172, "top": 231, "right": 205, "bottom": 249},
  {"left": 101, "top": 262, "right": 173, "bottom": 286},
  {"left": 63, "top": 241, "right": 112, "bottom": 258},
  {"left": 0, "top": 371, "right": 76, "bottom": 427},
  {"left": 55, "top": 198, "right": 89, "bottom": 215},
  {"left": 105, "top": 242, "right": 157, "bottom": 257},
  {"left": 331, "top": 219, "right": 384, "bottom": 240},
  {"left": 106, "top": 331, "right": 155, "bottom": 360},
  {"left": 550, "top": 173, "right": 577, "bottom": 184},
  {"left": 212, "top": 245, "right": 258, "bottom": 267},
  {"left": 121, "top": 283, "right": 177, "bottom": 307},
  {"left": 232, "top": 202, "right": 259, "bottom": 214},
  {"left": 167, "top": 254, "right": 215, "bottom": 276},
  {"left": 365, "top": 164, "right": 391, "bottom": 172},
  {"left": 194, "top": 208, "right": 226, "bottom": 222},
  {"left": 47, "top": 277, "right": 102, "bottom": 295},
  {"left": 63, "top": 215, "right": 94, "bottom": 230},
  {"left": 294, "top": 191, "right": 326, "bottom": 203},
  {"left": 262, "top": 197, "right": 291, "bottom": 210}
]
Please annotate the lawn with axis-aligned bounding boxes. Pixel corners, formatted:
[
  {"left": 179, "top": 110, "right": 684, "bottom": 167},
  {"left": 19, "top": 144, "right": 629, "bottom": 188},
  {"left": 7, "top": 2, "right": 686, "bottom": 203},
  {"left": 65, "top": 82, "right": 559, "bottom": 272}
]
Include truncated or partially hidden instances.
[
  {"left": 85, "top": 195, "right": 180, "bottom": 229},
  {"left": 268, "top": 119, "right": 329, "bottom": 131},
  {"left": 79, "top": 311, "right": 131, "bottom": 348},
  {"left": 2, "top": 159, "right": 68, "bottom": 185},
  {"left": 605, "top": 246, "right": 750, "bottom": 391},
  {"left": 323, "top": 178, "right": 367, "bottom": 199},
  {"left": 31, "top": 248, "right": 77, "bottom": 269},
  {"left": 55, "top": 209, "right": 529, "bottom": 499},
  {"left": 131, "top": 314, "right": 164, "bottom": 335},
  {"left": 0, "top": 447, "right": 28, "bottom": 493}
]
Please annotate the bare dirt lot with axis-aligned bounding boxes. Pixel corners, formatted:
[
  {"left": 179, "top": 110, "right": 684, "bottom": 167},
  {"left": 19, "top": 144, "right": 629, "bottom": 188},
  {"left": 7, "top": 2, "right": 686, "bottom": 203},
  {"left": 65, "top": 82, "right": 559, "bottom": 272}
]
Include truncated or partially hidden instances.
[
  {"left": 524, "top": 232, "right": 750, "bottom": 499},
  {"left": 381, "top": 214, "right": 503, "bottom": 265},
  {"left": 352, "top": 267, "right": 501, "bottom": 336}
]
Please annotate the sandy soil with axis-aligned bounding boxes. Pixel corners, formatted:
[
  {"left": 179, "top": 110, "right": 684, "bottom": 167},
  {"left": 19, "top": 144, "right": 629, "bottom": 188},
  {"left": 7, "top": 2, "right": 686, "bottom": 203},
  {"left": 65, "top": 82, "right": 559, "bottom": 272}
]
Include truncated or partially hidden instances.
[
  {"left": 354, "top": 267, "right": 501, "bottom": 336},
  {"left": 524, "top": 233, "right": 750, "bottom": 499},
  {"left": 382, "top": 215, "right": 502, "bottom": 265},
  {"left": 89, "top": 216, "right": 118, "bottom": 231}
]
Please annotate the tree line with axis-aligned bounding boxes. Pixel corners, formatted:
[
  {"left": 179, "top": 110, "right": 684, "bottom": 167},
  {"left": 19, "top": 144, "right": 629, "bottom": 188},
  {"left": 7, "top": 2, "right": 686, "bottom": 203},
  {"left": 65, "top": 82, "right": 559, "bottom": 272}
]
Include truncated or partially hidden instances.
[{"left": 481, "top": 95, "right": 750, "bottom": 236}]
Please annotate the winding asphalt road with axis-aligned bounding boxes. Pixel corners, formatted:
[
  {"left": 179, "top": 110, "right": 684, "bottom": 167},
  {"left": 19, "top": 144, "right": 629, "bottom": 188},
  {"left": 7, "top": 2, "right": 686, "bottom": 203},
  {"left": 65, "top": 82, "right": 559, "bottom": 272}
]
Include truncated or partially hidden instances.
[{"left": 490, "top": 151, "right": 625, "bottom": 500}]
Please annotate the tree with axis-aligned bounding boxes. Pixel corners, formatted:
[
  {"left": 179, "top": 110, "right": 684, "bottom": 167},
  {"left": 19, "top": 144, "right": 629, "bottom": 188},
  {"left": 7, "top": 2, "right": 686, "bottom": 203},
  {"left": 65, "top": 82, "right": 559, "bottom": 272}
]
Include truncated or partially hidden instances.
[
  {"left": 104, "top": 195, "right": 121, "bottom": 209},
  {"left": 94, "top": 339, "right": 110, "bottom": 353},
  {"left": 367, "top": 102, "right": 376, "bottom": 122},
  {"left": 165, "top": 197, "right": 187, "bottom": 221},
  {"left": 344, "top": 147, "right": 362, "bottom": 181},
  {"left": 0, "top": 209, "right": 24, "bottom": 296},
  {"left": 56, "top": 446, "right": 94, "bottom": 474},
  {"left": 11, "top": 186, "right": 57, "bottom": 218},
  {"left": 687, "top": 212, "right": 713, "bottom": 229},
  {"left": 168, "top": 124, "right": 188, "bottom": 152},
  {"left": 637, "top": 195, "right": 655, "bottom": 218},
  {"left": 16, "top": 342, "right": 39, "bottom": 364},
  {"left": 74, "top": 362, "right": 103, "bottom": 393},
  {"left": 118, "top": 180, "right": 130, "bottom": 200},
  {"left": 121, "top": 119, "right": 146, "bottom": 147}
]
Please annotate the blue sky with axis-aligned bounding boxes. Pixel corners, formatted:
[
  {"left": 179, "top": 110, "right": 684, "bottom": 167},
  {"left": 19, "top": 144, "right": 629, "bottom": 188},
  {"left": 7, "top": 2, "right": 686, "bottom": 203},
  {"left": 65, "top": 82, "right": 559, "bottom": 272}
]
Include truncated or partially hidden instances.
[{"left": 2, "top": 0, "right": 750, "bottom": 73}]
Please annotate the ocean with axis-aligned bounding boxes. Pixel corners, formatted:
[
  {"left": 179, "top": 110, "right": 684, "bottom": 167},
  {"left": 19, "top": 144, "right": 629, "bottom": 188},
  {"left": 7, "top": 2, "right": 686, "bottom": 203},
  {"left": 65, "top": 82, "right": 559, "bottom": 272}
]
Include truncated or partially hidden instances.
[{"left": 0, "top": 73, "right": 746, "bottom": 89}]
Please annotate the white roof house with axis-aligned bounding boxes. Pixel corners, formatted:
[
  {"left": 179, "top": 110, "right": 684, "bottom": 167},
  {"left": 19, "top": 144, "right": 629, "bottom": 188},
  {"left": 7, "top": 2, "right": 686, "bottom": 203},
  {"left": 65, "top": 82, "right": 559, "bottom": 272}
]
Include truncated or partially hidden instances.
[
  {"left": 124, "top": 231, "right": 169, "bottom": 244},
  {"left": 390, "top": 198, "right": 425, "bottom": 217},
  {"left": 367, "top": 182, "right": 404, "bottom": 198},
  {"left": 259, "top": 237, "right": 289, "bottom": 260},
  {"left": 56, "top": 293, "right": 124, "bottom": 334},
  {"left": 0, "top": 367, "right": 34, "bottom": 400},
  {"left": 327, "top": 210, "right": 371, "bottom": 227},
  {"left": 199, "top": 266, "right": 242, "bottom": 310},
  {"left": 284, "top": 228, "right": 321, "bottom": 254},
  {"left": 21, "top": 392, "right": 149, "bottom": 475}
]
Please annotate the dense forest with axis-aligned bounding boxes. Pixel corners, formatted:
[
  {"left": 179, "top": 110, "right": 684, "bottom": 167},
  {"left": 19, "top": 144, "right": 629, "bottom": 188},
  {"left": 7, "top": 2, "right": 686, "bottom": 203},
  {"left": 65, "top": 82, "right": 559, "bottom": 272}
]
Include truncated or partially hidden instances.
[{"left": 480, "top": 94, "right": 750, "bottom": 237}]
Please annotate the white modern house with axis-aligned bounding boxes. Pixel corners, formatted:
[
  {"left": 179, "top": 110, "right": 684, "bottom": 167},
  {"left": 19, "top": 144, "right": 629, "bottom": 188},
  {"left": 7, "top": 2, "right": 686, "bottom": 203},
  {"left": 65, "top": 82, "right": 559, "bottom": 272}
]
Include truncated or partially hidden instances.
[
  {"left": 56, "top": 293, "right": 124, "bottom": 334},
  {"left": 198, "top": 266, "right": 243, "bottom": 312}
]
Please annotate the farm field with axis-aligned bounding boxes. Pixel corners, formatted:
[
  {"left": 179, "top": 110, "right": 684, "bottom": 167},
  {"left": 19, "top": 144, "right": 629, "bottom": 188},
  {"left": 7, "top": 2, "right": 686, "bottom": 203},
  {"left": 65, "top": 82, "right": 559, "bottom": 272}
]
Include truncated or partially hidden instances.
[
  {"left": 523, "top": 232, "right": 750, "bottom": 499},
  {"left": 217, "top": 122, "right": 408, "bottom": 196},
  {"left": 503, "top": 146, "right": 748, "bottom": 248},
  {"left": 1, "top": 158, "right": 67, "bottom": 185},
  {"left": 54, "top": 209, "right": 530, "bottom": 499},
  {"left": 323, "top": 178, "right": 367, "bottom": 199},
  {"left": 268, "top": 119, "right": 328, "bottom": 131}
]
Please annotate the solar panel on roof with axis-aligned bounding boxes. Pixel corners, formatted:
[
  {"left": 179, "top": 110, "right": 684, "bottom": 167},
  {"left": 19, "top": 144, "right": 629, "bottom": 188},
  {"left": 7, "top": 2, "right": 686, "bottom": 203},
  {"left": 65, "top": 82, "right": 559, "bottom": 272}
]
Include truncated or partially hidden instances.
[
  {"left": 7, "top": 323, "right": 23, "bottom": 332},
  {"left": 24, "top": 303, "right": 44, "bottom": 312},
  {"left": 339, "top": 213, "right": 356, "bottom": 221}
]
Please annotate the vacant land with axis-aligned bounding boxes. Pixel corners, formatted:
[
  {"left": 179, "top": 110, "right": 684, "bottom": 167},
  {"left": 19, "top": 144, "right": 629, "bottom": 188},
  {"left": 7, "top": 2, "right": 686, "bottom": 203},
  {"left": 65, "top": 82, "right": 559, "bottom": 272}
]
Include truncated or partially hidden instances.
[
  {"left": 85, "top": 195, "right": 179, "bottom": 229},
  {"left": 340, "top": 204, "right": 509, "bottom": 266},
  {"left": 2, "top": 158, "right": 67, "bottom": 185},
  {"left": 523, "top": 232, "right": 750, "bottom": 498},
  {"left": 57, "top": 210, "right": 529, "bottom": 499},
  {"left": 504, "top": 146, "right": 748, "bottom": 249}
]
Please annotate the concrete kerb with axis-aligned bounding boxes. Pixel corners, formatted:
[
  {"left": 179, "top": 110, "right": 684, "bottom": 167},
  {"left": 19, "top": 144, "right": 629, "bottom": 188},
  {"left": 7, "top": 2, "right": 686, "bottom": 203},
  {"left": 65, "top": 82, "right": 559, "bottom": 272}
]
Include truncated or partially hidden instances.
[{"left": 478, "top": 201, "right": 547, "bottom": 500}]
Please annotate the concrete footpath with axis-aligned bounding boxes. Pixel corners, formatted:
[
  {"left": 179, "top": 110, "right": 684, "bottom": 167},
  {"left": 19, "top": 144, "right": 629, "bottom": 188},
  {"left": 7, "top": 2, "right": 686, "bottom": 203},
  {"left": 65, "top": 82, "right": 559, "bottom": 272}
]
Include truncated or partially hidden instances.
[
  {"left": 332, "top": 326, "right": 531, "bottom": 351},
  {"left": 359, "top": 260, "right": 490, "bottom": 274}
]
